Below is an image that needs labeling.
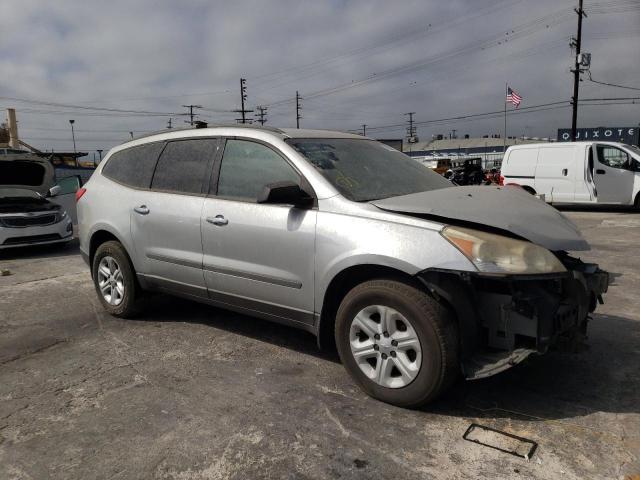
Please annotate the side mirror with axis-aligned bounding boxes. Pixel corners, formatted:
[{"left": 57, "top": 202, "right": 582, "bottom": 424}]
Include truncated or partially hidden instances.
[
  {"left": 257, "top": 181, "right": 313, "bottom": 208},
  {"left": 48, "top": 185, "right": 62, "bottom": 197}
]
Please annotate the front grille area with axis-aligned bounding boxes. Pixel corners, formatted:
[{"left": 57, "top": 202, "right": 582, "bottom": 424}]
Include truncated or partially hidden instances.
[
  {"left": 1, "top": 214, "right": 57, "bottom": 228},
  {"left": 3, "top": 234, "right": 61, "bottom": 245}
]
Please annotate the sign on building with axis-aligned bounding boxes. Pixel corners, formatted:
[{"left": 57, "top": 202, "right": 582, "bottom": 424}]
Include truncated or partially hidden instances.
[{"left": 557, "top": 127, "right": 639, "bottom": 145}]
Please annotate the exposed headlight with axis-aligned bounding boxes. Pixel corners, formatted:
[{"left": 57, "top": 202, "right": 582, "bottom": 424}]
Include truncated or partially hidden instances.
[
  {"left": 441, "top": 226, "right": 566, "bottom": 274},
  {"left": 57, "top": 210, "right": 68, "bottom": 222}
]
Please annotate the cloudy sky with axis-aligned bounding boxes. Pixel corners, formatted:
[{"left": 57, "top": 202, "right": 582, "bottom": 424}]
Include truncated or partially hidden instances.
[{"left": 1, "top": 0, "right": 638, "bottom": 155}]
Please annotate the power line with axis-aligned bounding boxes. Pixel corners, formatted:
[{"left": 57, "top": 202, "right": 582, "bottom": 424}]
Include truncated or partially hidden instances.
[
  {"left": 360, "top": 97, "right": 640, "bottom": 133},
  {"left": 0, "top": 95, "right": 185, "bottom": 116},
  {"left": 263, "top": 6, "right": 580, "bottom": 108},
  {"left": 587, "top": 72, "right": 640, "bottom": 91},
  {"left": 250, "top": 0, "right": 525, "bottom": 95}
]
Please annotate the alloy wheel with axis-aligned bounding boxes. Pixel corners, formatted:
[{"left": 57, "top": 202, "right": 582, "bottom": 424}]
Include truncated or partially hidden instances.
[
  {"left": 349, "top": 305, "right": 422, "bottom": 388},
  {"left": 97, "top": 256, "right": 125, "bottom": 306}
]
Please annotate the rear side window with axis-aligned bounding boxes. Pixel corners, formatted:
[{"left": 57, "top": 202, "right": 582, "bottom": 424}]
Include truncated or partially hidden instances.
[
  {"left": 102, "top": 143, "right": 164, "bottom": 188},
  {"left": 151, "top": 138, "right": 217, "bottom": 194},
  {"left": 217, "top": 139, "right": 299, "bottom": 201}
]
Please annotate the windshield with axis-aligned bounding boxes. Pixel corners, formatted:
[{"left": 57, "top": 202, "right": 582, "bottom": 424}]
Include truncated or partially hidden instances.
[
  {"left": 287, "top": 138, "right": 452, "bottom": 201},
  {"left": 626, "top": 144, "right": 640, "bottom": 155}
]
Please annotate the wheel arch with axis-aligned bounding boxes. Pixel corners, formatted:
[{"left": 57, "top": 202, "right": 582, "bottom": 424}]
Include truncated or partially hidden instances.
[
  {"left": 89, "top": 228, "right": 131, "bottom": 275},
  {"left": 316, "top": 264, "right": 427, "bottom": 351}
]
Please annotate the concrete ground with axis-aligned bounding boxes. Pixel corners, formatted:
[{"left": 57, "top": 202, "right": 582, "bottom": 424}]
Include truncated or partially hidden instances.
[{"left": 1, "top": 210, "right": 639, "bottom": 480}]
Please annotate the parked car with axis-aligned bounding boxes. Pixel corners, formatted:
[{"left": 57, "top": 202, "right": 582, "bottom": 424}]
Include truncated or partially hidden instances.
[
  {"left": 443, "top": 158, "right": 485, "bottom": 185},
  {"left": 78, "top": 126, "right": 609, "bottom": 408},
  {"left": 0, "top": 154, "right": 78, "bottom": 249},
  {"left": 501, "top": 141, "right": 640, "bottom": 207}
]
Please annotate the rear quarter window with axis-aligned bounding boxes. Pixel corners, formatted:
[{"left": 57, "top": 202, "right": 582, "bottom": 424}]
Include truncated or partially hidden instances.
[
  {"left": 102, "top": 142, "right": 164, "bottom": 189},
  {"left": 151, "top": 138, "right": 217, "bottom": 194}
]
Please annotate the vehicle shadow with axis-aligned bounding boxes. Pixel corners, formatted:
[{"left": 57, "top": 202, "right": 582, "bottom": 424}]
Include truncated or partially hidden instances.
[
  {"left": 556, "top": 204, "right": 639, "bottom": 213},
  {"left": 136, "top": 293, "right": 340, "bottom": 363},
  {"left": 139, "top": 294, "right": 639, "bottom": 421},
  {"left": 429, "top": 312, "right": 640, "bottom": 421}
]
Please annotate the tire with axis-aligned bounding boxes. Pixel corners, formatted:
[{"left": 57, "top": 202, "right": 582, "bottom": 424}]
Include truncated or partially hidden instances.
[
  {"left": 335, "top": 279, "right": 458, "bottom": 408},
  {"left": 634, "top": 193, "right": 640, "bottom": 211},
  {"left": 92, "top": 240, "right": 141, "bottom": 318}
]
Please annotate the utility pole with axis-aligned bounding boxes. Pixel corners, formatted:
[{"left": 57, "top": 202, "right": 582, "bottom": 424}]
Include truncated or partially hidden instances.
[
  {"left": 167, "top": 118, "right": 173, "bottom": 129},
  {"left": 255, "top": 106, "right": 268, "bottom": 125},
  {"left": 570, "top": 0, "right": 586, "bottom": 141},
  {"left": 362, "top": 124, "right": 367, "bottom": 136},
  {"left": 182, "top": 105, "right": 202, "bottom": 126},
  {"left": 296, "top": 91, "right": 302, "bottom": 129},
  {"left": 233, "top": 78, "right": 253, "bottom": 124},
  {"left": 97, "top": 149, "right": 103, "bottom": 164},
  {"left": 405, "top": 112, "right": 416, "bottom": 152}
]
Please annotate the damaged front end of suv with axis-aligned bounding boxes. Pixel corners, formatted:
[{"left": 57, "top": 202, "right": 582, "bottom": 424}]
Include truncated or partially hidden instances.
[
  {"left": 419, "top": 255, "right": 608, "bottom": 379},
  {"left": 373, "top": 185, "right": 610, "bottom": 380}
]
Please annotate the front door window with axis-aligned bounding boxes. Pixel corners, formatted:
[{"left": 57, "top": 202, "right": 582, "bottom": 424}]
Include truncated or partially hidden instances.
[{"left": 596, "top": 145, "right": 630, "bottom": 170}]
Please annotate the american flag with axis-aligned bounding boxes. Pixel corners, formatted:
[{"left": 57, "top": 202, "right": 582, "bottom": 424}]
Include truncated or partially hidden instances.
[{"left": 506, "top": 87, "right": 522, "bottom": 108}]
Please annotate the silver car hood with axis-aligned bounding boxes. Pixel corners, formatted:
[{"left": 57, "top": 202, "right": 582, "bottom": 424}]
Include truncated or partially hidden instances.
[{"left": 371, "top": 185, "right": 590, "bottom": 251}]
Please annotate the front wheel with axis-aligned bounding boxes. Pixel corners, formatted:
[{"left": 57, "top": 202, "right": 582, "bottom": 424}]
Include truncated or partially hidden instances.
[{"left": 335, "top": 279, "right": 459, "bottom": 408}]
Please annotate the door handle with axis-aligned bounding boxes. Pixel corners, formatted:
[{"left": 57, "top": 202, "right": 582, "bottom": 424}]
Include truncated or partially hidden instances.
[
  {"left": 562, "top": 168, "right": 568, "bottom": 176},
  {"left": 596, "top": 169, "right": 606, "bottom": 175},
  {"left": 206, "top": 215, "right": 228, "bottom": 226},
  {"left": 134, "top": 205, "right": 150, "bottom": 215}
]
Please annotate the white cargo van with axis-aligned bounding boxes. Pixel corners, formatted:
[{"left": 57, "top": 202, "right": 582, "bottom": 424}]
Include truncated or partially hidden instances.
[{"left": 501, "top": 141, "right": 640, "bottom": 208}]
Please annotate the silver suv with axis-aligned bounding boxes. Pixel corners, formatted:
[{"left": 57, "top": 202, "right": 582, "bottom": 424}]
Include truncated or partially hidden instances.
[{"left": 78, "top": 125, "right": 608, "bottom": 407}]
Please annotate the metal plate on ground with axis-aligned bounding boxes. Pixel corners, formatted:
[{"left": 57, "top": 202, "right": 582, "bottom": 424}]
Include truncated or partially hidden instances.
[{"left": 463, "top": 423, "right": 538, "bottom": 460}]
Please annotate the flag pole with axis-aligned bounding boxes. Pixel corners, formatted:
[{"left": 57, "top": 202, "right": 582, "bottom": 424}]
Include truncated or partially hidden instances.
[{"left": 503, "top": 83, "right": 507, "bottom": 158}]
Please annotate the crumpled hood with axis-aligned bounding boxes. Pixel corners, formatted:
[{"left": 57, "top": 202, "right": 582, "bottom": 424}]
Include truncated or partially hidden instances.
[{"left": 372, "top": 185, "right": 590, "bottom": 251}]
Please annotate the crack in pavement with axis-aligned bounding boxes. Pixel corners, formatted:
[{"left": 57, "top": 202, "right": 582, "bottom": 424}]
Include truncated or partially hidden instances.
[{"left": 0, "top": 339, "right": 68, "bottom": 366}]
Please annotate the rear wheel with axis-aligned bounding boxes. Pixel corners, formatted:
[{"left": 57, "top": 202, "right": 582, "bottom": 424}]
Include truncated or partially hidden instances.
[
  {"left": 335, "top": 279, "right": 458, "bottom": 408},
  {"left": 634, "top": 193, "right": 640, "bottom": 211},
  {"left": 92, "top": 241, "right": 141, "bottom": 318}
]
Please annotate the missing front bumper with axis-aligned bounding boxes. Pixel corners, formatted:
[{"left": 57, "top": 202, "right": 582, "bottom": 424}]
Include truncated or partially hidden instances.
[{"left": 418, "top": 259, "right": 609, "bottom": 380}]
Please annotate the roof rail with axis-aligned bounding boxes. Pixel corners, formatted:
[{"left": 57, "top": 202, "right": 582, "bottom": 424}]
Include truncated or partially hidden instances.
[{"left": 129, "top": 123, "right": 286, "bottom": 143}]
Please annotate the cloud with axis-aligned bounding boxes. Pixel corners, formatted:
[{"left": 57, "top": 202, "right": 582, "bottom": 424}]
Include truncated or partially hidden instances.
[{"left": 1, "top": 0, "right": 638, "bottom": 152}]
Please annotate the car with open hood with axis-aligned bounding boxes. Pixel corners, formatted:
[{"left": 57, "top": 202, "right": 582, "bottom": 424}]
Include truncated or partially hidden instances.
[
  {"left": 78, "top": 126, "right": 609, "bottom": 408},
  {"left": 0, "top": 153, "right": 76, "bottom": 249}
]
